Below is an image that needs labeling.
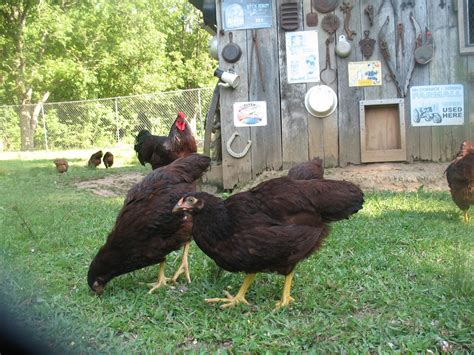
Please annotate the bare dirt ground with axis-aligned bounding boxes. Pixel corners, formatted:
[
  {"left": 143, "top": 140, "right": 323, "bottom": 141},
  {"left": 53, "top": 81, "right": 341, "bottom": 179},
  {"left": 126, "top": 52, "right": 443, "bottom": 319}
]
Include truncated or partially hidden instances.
[{"left": 75, "top": 162, "right": 450, "bottom": 197}]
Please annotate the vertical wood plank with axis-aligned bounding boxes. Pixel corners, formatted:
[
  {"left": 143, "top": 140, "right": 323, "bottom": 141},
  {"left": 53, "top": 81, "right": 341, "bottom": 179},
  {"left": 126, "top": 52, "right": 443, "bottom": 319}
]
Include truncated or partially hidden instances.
[
  {"left": 468, "top": 58, "right": 474, "bottom": 141},
  {"left": 249, "top": 6, "right": 282, "bottom": 177},
  {"left": 405, "top": 0, "right": 430, "bottom": 161},
  {"left": 336, "top": 0, "right": 362, "bottom": 166},
  {"left": 278, "top": 0, "right": 309, "bottom": 168},
  {"left": 304, "top": 0, "right": 325, "bottom": 162},
  {"left": 216, "top": 2, "right": 252, "bottom": 189},
  {"left": 428, "top": 2, "right": 456, "bottom": 161}
]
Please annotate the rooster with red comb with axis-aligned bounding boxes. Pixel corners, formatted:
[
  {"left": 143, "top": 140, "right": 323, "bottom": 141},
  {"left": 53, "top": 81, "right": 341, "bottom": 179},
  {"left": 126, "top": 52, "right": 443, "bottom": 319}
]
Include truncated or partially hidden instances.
[{"left": 134, "top": 112, "right": 197, "bottom": 170}]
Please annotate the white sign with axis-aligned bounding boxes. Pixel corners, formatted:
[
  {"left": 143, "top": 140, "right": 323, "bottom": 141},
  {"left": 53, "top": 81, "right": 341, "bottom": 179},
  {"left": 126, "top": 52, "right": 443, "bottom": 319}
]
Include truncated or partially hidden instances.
[
  {"left": 233, "top": 101, "right": 267, "bottom": 127},
  {"left": 286, "top": 31, "right": 320, "bottom": 84},
  {"left": 410, "top": 85, "right": 464, "bottom": 126}
]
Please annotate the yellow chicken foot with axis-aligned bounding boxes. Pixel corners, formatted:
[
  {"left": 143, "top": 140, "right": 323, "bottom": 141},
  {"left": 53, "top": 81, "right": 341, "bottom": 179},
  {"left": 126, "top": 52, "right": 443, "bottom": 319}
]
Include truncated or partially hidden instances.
[
  {"left": 147, "top": 262, "right": 170, "bottom": 294},
  {"left": 206, "top": 273, "right": 256, "bottom": 309},
  {"left": 275, "top": 271, "right": 295, "bottom": 310},
  {"left": 171, "top": 243, "right": 191, "bottom": 283},
  {"left": 463, "top": 211, "right": 470, "bottom": 223}
]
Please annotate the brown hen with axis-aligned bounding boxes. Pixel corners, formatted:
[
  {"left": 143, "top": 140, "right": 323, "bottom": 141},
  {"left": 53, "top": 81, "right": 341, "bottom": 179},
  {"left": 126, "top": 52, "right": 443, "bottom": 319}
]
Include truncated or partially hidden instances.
[
  {"left": 103, "top": 151, "right": 114, "bottom": 168},
  {"left": 173, "top": 165, "right": 364, "bottom": 309},
  {"left": 53, "top": 159, "right": 68, "bottom": 173},
  {"left": 87, "top": 153, "right": 211, "bottom": 295},
  {"left": 446, "top": 140, "right": 474, "bottom": 222},
  {"left": 88, "top": 150, "right": 103, "bottom": 168}
]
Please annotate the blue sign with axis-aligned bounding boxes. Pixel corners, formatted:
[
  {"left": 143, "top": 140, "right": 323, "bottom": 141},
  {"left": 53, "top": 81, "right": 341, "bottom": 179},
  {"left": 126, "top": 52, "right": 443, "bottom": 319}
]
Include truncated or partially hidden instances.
[{"left": 222, "top": 0, "right": 273, "bottom": 31}]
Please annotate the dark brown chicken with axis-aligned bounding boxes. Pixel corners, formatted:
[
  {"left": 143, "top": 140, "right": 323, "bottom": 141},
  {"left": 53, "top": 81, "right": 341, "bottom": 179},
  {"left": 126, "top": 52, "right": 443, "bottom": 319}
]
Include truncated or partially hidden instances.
[
  {"left": 88, "top": 150, "right": 103, "bottom": 168},
  {"left": 134, "top": 112, "right": 197, "bottom": 170},
  {"left": 103, "top": 152, "right": 114, "bottom": 168},
  {"left": 288, "top": 157, "right": 324, "bottom": 180},
  {"left": 173, "top": 168, "right": 364, "bottom": 309},
  {"left": 87, "top": 153, "right": 211, "bottom": 295},
  {"left": 446, "top": 140, "right": 474, "bottom": 222},
  {"left": 53, "top": 158, "right": 69, "bottom": 173}
]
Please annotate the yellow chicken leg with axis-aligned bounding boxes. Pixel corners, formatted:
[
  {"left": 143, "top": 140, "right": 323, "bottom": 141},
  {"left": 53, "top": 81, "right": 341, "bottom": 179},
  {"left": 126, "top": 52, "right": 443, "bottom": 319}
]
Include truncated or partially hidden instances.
[
  {"left": 171, "top": 242, "right": 191, "bottom": 283},
  {"left": 275, "top": 271, "right": 295, "bottom": 310},
  {"left": 463, "top": 211, "right": 470, "bottom": 223},
  {"left": 147, "top": 262, "right": 170, "bottom": 294},
  {"left": 206, "top": 273, "right": 256, "bottom": 309}
]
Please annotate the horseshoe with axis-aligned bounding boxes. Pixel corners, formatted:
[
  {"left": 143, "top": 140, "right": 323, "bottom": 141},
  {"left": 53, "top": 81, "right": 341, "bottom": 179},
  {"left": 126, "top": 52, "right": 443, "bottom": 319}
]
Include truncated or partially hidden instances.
[{"left": 226, "top": 132, "right": 252, "bottom": 159}]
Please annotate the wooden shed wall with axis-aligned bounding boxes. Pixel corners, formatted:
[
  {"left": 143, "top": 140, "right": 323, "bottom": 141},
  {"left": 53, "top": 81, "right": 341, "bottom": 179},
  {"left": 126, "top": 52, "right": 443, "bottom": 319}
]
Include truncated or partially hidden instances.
[{"left": 216, "top": 0, "right": 474, "bottom": 189}]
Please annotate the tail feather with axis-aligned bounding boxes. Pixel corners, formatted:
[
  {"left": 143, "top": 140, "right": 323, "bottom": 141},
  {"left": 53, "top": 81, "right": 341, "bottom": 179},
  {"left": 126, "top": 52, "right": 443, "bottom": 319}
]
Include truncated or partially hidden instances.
[
  {"left": 307, "top": 179, "right": 364, "bottom": 222},
  {"left": 158, "top": 153, "right": 211, "bottom": 183},
  {"left": 134, "top": 130, "right": 152, "bottom": 154}
]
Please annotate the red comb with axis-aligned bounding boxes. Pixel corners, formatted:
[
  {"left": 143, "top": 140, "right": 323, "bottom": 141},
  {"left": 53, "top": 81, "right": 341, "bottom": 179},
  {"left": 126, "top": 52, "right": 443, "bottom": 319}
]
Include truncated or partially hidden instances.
[{"left": 177, "top": 112, "right": 186, "bottom": 119}]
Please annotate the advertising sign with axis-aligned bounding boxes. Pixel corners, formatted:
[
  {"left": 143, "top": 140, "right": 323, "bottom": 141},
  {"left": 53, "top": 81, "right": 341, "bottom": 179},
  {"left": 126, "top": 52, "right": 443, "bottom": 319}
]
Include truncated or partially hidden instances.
[
  {"left": 348, "top": 61, "right": 382, "bottom": 87},
  {"left": 286, "top": 31, "right": 320, "bottom": 84},
  {"left": 233, "top": 101, "right": 267, "bottom": 127},
  {"left": 410, "top": 85, "right": 464, "bottom": 126},
  {"left": 222, "top": 0, "right": 273, "bottom": 31}
]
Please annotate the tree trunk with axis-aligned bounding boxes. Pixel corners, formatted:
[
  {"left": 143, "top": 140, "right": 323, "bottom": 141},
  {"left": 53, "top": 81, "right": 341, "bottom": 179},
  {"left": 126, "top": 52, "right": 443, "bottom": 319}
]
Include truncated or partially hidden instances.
[
  {"left": 19, "top": 106, "right": 34, "bottom": 151},
  {"left": 18, "top": 91, "right": 49, "bottom": 151}
]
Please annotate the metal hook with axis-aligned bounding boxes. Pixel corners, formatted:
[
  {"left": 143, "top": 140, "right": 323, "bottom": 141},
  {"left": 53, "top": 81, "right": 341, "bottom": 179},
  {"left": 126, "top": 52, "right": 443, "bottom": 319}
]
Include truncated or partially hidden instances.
[{"left": 226, "top": 132, "right": 252, "bottom": 159}]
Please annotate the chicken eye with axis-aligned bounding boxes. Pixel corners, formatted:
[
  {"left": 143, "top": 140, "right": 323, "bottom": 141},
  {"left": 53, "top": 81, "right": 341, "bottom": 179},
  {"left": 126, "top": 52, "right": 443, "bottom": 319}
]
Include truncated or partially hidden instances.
[{"left": 187, "top": 197, "right": 197, "bottom": 204}]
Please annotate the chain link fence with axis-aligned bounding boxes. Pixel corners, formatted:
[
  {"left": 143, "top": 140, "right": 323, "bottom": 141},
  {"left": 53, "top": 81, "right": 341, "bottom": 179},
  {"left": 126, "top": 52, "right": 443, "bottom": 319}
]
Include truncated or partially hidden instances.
[{"left": 0, "top": 87, "right": 214, "bottom": 152}]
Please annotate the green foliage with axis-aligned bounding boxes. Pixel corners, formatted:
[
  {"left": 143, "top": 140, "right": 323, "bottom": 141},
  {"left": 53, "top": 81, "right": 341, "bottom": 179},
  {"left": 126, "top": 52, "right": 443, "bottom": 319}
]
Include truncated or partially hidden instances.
[
  {"left": 0, "top": 158, "right": 472, "bottom": 353},
  {"left": 0, "top": 0, "right": 217, "bottom": 104},
  {"left": 0, "top": 106, "right": 21, "bottom": 150}
]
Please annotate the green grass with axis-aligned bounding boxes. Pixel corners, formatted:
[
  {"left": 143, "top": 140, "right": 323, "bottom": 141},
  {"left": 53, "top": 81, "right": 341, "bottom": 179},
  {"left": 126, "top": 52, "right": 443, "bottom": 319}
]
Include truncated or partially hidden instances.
[{"left": 0, "top": 157, "right": 472, "bottom": 353}]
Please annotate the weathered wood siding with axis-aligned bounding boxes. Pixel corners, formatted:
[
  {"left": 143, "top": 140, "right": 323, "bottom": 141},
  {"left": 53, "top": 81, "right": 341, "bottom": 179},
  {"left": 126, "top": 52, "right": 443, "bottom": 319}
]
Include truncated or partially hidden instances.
[{"left": 217, "top": 0, "right": 474, "bottom": 188}]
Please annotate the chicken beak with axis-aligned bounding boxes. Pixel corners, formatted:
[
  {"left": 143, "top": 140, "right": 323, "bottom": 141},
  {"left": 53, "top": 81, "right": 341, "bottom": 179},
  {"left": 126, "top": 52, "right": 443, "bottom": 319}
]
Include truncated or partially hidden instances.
[
  {"left": 172, "top": 198, "right": 186, "bottom": 213},
  {"left": 91, "top": 281, "right": 105, "bottom": 295}
]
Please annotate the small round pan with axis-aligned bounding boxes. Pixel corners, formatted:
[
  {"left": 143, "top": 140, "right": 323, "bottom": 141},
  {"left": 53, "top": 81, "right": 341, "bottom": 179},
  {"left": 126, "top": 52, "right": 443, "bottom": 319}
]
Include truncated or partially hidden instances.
[
  {"left": 314, "top": 0, "right": 340, "bottom": 13},
  {"left": 222, "top": 32, "right": 242, "bottom": 63}
]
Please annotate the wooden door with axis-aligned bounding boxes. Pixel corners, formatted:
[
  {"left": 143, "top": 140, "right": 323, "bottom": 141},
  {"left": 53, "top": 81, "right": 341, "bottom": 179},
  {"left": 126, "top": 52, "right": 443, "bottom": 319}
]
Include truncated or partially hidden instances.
[{"left": 360, "top": 99, "right": 407, "bottom": 163}]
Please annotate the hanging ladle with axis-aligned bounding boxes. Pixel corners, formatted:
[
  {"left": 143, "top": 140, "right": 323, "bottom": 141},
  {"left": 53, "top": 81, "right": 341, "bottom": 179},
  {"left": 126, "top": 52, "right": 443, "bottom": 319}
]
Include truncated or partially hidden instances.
[{"left": 320, "top": 14, "right": 340, "bottom": 84}]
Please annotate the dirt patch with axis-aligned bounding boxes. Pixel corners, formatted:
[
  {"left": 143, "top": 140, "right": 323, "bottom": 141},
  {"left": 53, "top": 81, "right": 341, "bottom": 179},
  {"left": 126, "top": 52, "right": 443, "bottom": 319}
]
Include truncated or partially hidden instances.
[
  {"left": 75, "top": 162, "right": 450, "bottom": 197},
  {"left": 234, "top": 162, "right": 450, "bottom": 194},
  {"left": 75, "top": 173, "right": 145, "bottom": 197}
]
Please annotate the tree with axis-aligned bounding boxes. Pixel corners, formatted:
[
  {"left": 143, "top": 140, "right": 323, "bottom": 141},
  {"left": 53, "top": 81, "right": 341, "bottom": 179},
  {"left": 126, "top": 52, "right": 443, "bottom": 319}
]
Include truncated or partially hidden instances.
[{"left": 0, "top": 0, "right": 216, "bottom": 150}]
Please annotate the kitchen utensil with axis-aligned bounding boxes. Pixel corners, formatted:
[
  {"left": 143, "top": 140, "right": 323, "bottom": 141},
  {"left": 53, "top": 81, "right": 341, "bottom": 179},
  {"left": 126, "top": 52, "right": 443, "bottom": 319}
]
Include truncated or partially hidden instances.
[
  {"left": 222, "top": 32, "right": 242, "bottom": 63},
  {"left": 335, "top": 34, "right": 351, "bottom": 57},
  {"left": 314, "top": 0, "right": 340, "bottom": 13},
  {"left": 280, "top": 2, "right": 299, "bottom": 31},
  {"left": 306, "top": 0, "right": 318, "bottom": 27}
]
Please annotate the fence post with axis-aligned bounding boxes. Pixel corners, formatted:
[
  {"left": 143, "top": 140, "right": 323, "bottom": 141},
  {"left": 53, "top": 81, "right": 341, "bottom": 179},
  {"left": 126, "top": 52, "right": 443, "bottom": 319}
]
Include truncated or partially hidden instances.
[
  {"left": 115, "top": 98, "right": 119, "bottom": 143},
  {"left": 41, "top": 105, "right": 49, "bottom": 151},
  {"left": 197, "top": 89, "right": 203, "bottom": 129}
]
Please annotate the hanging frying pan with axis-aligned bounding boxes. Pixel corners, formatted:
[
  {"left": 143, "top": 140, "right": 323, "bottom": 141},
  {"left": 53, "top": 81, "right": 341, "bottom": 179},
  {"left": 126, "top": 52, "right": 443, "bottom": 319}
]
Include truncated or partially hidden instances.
[
  {"left": 222, "top": 32, "right": 242, "bottom": 63},
  {"left": 314, "top": 0, "right": 340, "bottom": 13}
]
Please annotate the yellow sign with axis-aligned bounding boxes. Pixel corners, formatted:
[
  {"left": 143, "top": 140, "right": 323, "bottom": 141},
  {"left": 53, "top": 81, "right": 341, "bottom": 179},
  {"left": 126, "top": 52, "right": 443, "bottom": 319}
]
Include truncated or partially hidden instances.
[{"left": 348, "top": 61, "right": 382, "bottom": 87}]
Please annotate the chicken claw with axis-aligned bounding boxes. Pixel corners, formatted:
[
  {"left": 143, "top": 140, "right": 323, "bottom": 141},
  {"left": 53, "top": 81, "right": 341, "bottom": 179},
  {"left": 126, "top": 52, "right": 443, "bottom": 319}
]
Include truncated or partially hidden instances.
[
  {"left": 205, "top": 273, "right": 256, "bottom": 309},
  {"left": 171, "top": 243, "right": 191, "bottom": 283},
  {"left": 206, "top": 291, "right": 251, "bottom": 309},
  {"left": 274, "top": 271, "right": 295, "bottom": 310},
  {"left": 147, "top": 262, "right": 170, "bottom": 294},
  {"left": 275, "top": 295, "right": 295, "bottom": 310}
]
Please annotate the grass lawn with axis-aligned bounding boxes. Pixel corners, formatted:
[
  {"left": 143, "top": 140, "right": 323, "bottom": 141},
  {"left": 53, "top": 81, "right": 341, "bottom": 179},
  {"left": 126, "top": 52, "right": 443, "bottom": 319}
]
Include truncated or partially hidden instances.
[{"left": 0, "top": 154, "right": 472, "bottom": 353}]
